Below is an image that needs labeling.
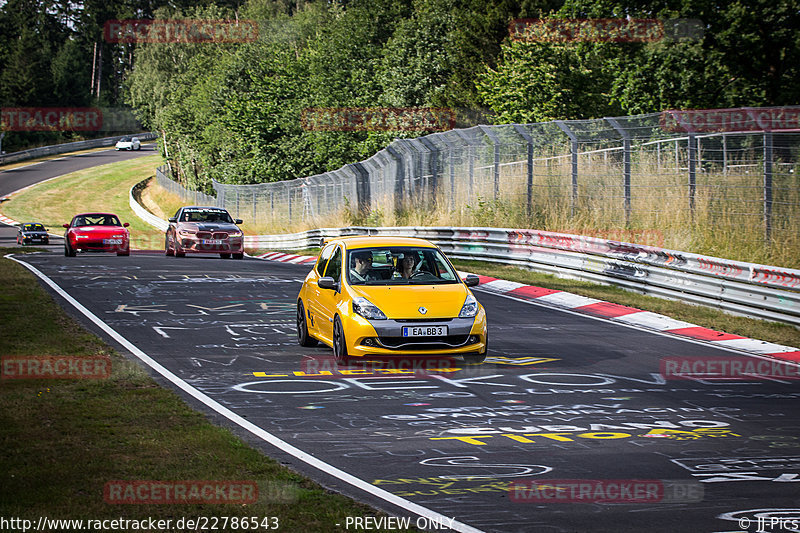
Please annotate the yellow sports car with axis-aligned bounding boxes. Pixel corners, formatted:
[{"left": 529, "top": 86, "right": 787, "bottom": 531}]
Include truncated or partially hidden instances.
[{"left": 296, "top": 236, "right": 488, "bottom": 363}]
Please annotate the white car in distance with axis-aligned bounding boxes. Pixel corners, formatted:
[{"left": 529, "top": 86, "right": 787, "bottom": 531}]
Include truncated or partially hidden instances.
[{"left": 115, "top": 136, "right": 141, "bottom": 151}]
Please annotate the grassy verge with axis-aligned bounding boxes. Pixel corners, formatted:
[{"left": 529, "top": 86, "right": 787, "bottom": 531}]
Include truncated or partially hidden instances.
[
  {"left": 0, "top": 248, "right": 415, "bottom": 530},
  {"left": 452, "top": 258, "right": 800, "bottom": 349},
  {"left": 0, "top": 155, "right": 165, "bottom": 250}
]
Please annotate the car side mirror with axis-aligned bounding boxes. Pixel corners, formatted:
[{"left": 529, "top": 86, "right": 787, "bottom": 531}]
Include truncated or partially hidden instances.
[
  {"left": 168, "top": 217, "right": 177, "bottom": 223},
  {"left": 123, "top": 222, "right": 130, "bottom": 227},
  {"left": 463, "top": 274, "right": 480, "bottom": 287},
  {"left": 62, "top": 224, "right": 70, "bottom": 229},
  {"left": 235, "top": 219, "right": 243, "bottom": 225},
  {"left": 318, "top": 277, "right": 338, "bottom": 290}
]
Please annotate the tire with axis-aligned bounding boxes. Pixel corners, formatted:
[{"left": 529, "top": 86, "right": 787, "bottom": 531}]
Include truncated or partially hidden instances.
[
  {"left": 64, "top": 242, "right": 76, "bottom": 257},
  {"left": 165, "top": 235, "right": 174, "bottom": 256},
  {"left": 220, "top": 253, "right": 231, "bottom": 259},
  {"left": 117, "top": 248, "right": 130, "bottom": 256},
  {"left": 296, "top": 301, "right": 318, "bottom": 347},
  {"left": 175, "top": 240, "right": 185, "bottom": 257},
  {"left": 233, "top": 252, "right": 244, "bottom": 260},
  {"left": 332, "top": 315, "right": 349, "bottom": 364}
]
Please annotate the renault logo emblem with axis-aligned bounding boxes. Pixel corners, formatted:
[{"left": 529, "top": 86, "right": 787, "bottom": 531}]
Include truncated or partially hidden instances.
[{"left": 418, "top": 306, "right": 427, "bottom": 314}]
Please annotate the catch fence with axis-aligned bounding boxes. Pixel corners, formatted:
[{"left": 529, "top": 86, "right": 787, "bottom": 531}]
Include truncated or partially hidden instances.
[{"left": 157, "top": 107, "right": 800, "bottom": 248}]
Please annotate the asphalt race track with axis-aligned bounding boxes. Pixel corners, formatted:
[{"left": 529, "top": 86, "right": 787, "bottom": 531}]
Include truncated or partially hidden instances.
[
  {"left": 0, "top": 144, "right": 157, "bottom": 197},
  {"left": 10, "top": 250, "right": 800, "bottom": 533},
  {"left": 3, "top": 148, "right": 800, "bottom": 532},
  {"left": 0, "top": 145, "right": 156, "bottom": 248}
]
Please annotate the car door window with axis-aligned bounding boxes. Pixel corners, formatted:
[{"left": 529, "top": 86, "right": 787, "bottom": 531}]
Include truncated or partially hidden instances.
[
  {"left": 324, "top": 246, "right": 342, "bottom": 282},
  {"left": 316, "top": 244, "right": 335, "bottom": 276}
]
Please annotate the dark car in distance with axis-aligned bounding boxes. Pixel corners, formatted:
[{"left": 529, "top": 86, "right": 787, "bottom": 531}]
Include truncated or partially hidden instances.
[{"left": 17, "top": 223, "right": 50, "bottom": 245}]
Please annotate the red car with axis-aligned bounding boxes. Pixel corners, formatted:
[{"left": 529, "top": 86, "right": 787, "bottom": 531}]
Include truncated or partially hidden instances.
[
  {"left": 63, "top": 212, "right": 130, "bottom": 257},
  {"left": 165, "top": 206, "right": 244, "bottom": 259}
]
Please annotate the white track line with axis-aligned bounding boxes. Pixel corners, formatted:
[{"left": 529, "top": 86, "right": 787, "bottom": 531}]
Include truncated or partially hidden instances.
[{"left": 6, "top": 253, "right": 483, "bottom": 533}]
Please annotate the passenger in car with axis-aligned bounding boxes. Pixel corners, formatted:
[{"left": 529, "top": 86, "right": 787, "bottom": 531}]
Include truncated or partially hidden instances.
[{"left": 394, "top": 253, "right": 418, "bottom": 279}]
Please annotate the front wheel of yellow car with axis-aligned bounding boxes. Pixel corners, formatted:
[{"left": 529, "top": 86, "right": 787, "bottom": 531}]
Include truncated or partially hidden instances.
[
  {"left": 333, "top": 315, "right": 349, "bottom": 364},
  {"left": 296, "top": 300, "right": 318, "bottom": 347}
]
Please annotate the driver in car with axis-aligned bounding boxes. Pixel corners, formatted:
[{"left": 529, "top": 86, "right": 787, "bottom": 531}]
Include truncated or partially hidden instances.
[{"left": 350, "top": 250, "right": 376, "bottom": 282}]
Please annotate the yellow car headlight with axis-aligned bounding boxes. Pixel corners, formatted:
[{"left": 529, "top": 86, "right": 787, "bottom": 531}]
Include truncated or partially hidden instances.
[
  {"left": 459, "top": 294, "right": 479, "bottom": 318},
  {"left": 353, "top": 297, "right": 387, "bottom": 320}
]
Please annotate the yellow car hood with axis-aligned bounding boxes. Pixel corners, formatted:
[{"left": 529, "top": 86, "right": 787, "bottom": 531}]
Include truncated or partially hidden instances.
[{"left": 350, "top": 283, "right": 470, "bottom": 319}]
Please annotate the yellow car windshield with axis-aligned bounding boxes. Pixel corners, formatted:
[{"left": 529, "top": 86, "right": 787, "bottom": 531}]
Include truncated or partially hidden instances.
[{"left": 347, "top": 247, "right": 459, "bottom": 285}]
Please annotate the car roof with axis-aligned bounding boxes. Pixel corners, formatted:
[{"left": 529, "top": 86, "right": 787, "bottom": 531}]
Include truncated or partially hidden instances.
[
  {"left": 181, "top": 206, "right": 227, "bottom": 210},
  {"left": 329, "top": 236, "right": 437, "bottom": 249},
  {"left": 73, "top": 212, "right": 119, "bottom": 217}
]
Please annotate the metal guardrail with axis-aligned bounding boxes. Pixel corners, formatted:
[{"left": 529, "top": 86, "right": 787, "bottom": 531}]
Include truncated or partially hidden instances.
[
  {"left": 245, "top": 227, "right": 800, "bottom": 326},
  {"left": 0, "top": 132, "right": 157, "bottom": 165},
  {"left": 129, "top": 179, "right": 168, "bottom": 232},
  {"left": 129, "top": 185, "right": 800, "bottom": 326}
]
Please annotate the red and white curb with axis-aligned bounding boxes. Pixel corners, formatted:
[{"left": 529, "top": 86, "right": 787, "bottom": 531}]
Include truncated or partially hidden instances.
[
  {"left": 471, "top": 274, "right": 800, "bottom": 364},
  {"left": 254, "top": 251, "right": 800, "bottom": 365},
  {"left": 0, "top": 213, "right": 19, "bottom": 226},
  {"left": 256, "top": 251, "right": 317, "bottom": 265}
]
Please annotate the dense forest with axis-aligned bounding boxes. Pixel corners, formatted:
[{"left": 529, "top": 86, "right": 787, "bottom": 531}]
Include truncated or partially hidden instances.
[{"left": 2, "top": 0, "right": 799, "bottom": 189}]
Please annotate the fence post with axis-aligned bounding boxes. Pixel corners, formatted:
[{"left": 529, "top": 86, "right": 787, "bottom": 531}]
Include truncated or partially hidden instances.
[
  {"left": 688, "top": 133, "right": 696, "bottom": 215},
  {"left": 555, "top": 120, "right": 578, "bottom": 218},
  {"left": 385, "top": 145, "right": 405, "bottom": 212},
  {"left": 418, "top": 137, "right": 439, "bottom": 208},
  {"left": 656, "top": 141, "right": 661, "bottom": 170},
  {"left": 449, "top": 144, "right": 455, "bottom": 211},
  {"left": 287, "top": 183, "right": 292, "bottom": 224},
  {"left": 454, "top": 130, "right": 475, "bottom": 198},
  {"left": 512, "top": 125, "right": 534, "bottom": 218},
  {"left": 349, "top": 162, "right": 371, "bottom": 215},
  {"left": 722, "top": 133, "right": 728, "bottom": 174},
  {"left": 479, "top": 126, "right": 500, "bottom": 200},
  {"left": 606, "top": 117, "right": 631, "bottom": 226},
  {"left": 675, "top": 139, "right": 679, "bottom": 170},
  {"left": 764, "top": 131, "right": 773, "bottom": 242}
]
